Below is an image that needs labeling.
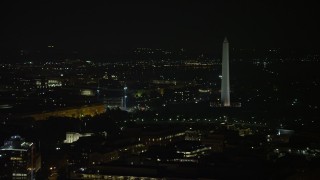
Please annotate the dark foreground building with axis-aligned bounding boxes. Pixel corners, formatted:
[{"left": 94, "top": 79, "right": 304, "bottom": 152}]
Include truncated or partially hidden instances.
[{"left": 0, "top": 135, "right": 41, "bottom": 179}]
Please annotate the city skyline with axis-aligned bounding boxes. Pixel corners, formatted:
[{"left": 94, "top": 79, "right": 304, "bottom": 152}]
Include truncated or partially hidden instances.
[{"left": 1, "top": 1, "right": 320, "bottom": 179}]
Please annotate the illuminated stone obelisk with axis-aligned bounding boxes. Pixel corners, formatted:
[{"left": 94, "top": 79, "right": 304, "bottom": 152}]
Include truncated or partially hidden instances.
[{"left": 221, "top": 37, "right": 230, "bottom": 106}]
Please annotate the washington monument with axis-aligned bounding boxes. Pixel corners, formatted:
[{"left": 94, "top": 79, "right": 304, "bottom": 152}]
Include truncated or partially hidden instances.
[{"left": 221, "top": 37, "right": 230, "bottom": 107}]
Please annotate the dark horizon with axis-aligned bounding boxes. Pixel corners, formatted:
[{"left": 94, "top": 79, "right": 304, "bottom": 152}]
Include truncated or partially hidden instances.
[{"left": 1, "top": 1, "right": 319, "bottom": 59}]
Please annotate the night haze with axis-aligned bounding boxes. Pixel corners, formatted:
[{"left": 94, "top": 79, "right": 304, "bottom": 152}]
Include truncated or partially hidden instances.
[
  {"left": 1, "top": 1, "right": 320, "bottom": 58},
  {"left": 1, "top": 1, "right": 320, "bottom": 180}
]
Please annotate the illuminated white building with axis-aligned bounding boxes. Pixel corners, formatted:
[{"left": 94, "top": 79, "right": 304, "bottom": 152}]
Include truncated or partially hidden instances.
[
  {"left": 35, "top": 79, "right": 62, "bottom": 89},
  {"left": 64, "top": 132, "right": 93, "bottom": 144},
  {"left": 47, "top": 79, "right": 62, "bottom": 87},
  {"left": 80, "top": 89, "right": 95, "bottom": 96}
]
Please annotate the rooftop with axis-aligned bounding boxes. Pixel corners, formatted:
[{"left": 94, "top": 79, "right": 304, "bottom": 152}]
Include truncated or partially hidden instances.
[{"left": 0, "top": 135, "right": 33, "bottom": 151}]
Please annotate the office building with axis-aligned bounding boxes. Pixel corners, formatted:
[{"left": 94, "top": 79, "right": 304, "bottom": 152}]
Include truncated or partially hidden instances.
[{"left": 0, "top": 136, "right": 41, "bottom": 179}]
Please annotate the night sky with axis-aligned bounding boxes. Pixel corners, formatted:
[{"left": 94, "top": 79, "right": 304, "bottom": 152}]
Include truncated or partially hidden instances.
[{"left": 0, "top": 1, "right": 319, "bottom": 54}]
